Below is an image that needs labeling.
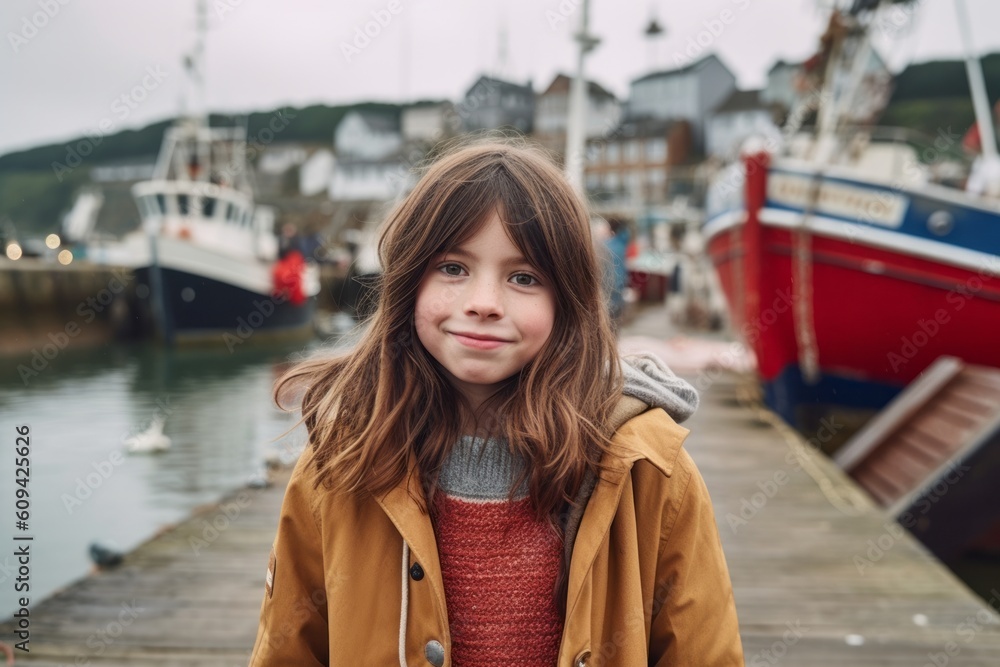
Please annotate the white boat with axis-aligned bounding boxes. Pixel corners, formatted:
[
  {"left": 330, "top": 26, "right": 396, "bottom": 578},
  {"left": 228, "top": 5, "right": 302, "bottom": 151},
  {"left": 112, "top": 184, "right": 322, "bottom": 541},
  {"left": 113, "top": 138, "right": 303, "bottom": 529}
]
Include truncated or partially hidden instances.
[
  {"left": 87, "top": 0, "right": 318, "bottom": 346},
  {"left": 122, "top": 118, "right": 319, "bottom": 345}
]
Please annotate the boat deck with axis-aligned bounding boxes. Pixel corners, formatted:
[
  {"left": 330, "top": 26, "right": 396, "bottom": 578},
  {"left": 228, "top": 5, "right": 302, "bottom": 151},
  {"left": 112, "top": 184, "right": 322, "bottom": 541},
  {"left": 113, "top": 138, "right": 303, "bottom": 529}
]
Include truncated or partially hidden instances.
[{"left": 2, "top": 307, "right": 999, "bottom": 665}]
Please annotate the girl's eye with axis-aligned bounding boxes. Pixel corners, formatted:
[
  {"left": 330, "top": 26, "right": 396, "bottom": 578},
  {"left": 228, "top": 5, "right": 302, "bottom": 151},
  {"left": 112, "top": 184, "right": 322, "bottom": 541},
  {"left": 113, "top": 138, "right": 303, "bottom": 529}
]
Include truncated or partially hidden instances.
[
  {"left": 438, "top": 263, "right": 464, "bottom": 276},
  {"left": 511, "top": 273, "right": 539, "bottom": 287}
]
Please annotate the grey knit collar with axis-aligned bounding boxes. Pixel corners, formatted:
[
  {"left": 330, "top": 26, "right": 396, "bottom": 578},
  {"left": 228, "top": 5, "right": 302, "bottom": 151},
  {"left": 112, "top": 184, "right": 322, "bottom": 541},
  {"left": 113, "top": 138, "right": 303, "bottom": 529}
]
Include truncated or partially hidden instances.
[{"left": 437, "top": 435, "right": 528, "bottom": 502}]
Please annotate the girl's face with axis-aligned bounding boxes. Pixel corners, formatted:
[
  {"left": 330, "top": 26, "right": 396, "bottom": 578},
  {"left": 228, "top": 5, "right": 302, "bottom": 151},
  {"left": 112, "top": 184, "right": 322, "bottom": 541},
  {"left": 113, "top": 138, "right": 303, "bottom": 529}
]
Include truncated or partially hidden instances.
[{"left": 414, "top": 210, "right": 556, "bottom": 409}]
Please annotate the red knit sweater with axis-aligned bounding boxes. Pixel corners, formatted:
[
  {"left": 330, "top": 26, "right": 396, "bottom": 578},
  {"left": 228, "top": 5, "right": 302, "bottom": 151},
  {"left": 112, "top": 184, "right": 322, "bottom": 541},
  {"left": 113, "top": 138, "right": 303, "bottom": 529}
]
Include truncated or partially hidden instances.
[{"left": 432, "top": 437, "right": 564, "bottom": 665}]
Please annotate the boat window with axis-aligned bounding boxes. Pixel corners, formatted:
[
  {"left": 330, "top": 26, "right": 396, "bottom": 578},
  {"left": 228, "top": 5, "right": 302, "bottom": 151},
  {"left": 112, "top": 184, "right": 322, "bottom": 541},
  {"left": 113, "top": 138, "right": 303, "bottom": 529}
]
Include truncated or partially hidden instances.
[
  {"left": 178, "top": 194, "right": 190, "bottom": 215},
  {"left": 155, "top": 194, "right": 166, "bottom": 214},
  {"left": 225, "top": 202, "right": 235, "bottom": 221},
  {"left": 202, "top": 197, "right": 216, "bottom": 217}
]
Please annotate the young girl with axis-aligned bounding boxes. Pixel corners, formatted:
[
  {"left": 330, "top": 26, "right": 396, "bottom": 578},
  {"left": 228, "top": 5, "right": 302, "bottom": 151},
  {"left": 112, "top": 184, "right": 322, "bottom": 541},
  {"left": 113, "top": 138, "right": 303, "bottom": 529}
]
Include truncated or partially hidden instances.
[{"left": 249, "top": 139, "right": 743, "bottom": 666}]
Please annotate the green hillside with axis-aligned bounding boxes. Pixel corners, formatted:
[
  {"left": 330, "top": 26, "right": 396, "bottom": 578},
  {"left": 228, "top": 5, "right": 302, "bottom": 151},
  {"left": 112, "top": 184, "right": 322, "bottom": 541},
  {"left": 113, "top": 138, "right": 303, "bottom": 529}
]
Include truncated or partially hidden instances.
[
  {"left": 879, "top": 53, "right": 1000, "bottom": 137},
  {"left": 0, "top": 102, "right": 402, "bottom": 173},
  {"left": 0, "top": 102, "right": 403, "bottom": 237},
  {"left": 889, "top": 53, "right": 1000, "bottom": 103}
]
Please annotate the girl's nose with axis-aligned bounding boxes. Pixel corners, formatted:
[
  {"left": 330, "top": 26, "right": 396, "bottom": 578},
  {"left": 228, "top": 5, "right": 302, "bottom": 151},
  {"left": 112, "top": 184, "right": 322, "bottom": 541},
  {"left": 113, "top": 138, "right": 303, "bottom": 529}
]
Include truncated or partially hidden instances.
[{"left": 463, "top": 276, "right": 503, "bottom": 319}]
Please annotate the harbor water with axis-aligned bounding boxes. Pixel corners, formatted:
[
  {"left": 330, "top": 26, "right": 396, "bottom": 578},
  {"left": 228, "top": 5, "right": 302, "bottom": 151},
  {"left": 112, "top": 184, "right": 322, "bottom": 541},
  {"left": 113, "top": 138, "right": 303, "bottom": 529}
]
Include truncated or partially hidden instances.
[{"left": 0, "top": 336, "right": 345, "bottom": 620}]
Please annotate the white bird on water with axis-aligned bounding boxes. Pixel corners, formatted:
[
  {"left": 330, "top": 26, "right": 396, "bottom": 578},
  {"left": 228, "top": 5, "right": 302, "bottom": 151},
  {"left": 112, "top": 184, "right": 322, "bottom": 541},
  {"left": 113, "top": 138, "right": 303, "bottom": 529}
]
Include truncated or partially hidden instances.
[{"left": 125, "top": 414, "right": 172, "bottom": 453}]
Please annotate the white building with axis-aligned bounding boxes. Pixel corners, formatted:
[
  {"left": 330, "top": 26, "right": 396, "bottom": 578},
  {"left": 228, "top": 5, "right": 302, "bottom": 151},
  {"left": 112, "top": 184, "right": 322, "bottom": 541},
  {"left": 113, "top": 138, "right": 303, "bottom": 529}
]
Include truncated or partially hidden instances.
[
  {"left": 329, "top": 110, "right": 410, "bottom": 202},
  {"left": 627, "top": 54, "right": 736, "bottom": 151},
  {"left": 402, "top": 101, "right": 455, "bottom": 144},
  {"left": 334, "top": 110, "right": 403, "bottom": 160},
  {"left": 761, "top": 60, "right": 801, "bottom": 114},
  {"left": 535, "top": 74, "right": 621, "bottom": 138},
  {"left": 329, "top": 160, "right": 408, "bottom": 202},
  {"left": 299, "top": 149, "right": 334, "bottom": 197},
  {"left": 257, "top": 145, "right": 308, "bottom": 175},
  {"left": 459, "top": 76, "right": 535, "bottom": 134},
  {"left": 706, "top": 89, "right": 780, "bottom": 159},
  {"left": 534, "top": 73, "right": 621, "bottom": 160}
]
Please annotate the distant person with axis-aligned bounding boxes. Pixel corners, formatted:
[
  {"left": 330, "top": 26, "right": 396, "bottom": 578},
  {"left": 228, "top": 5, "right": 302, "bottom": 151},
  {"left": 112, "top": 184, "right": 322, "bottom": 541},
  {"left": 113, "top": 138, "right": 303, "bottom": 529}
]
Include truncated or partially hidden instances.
[
  {"left": 601, "top": 216, "right": 631, "bottom": 330},
  {"left": 248, "top": 139, "right": 743, "bottom": 665},
  {"left": 277, "top": 222, "right": 305, "bottom": 259},
  {"left": 961, "top": 100, "right": 1000, "bottom": 155},
  {"left": 962, "top": 101, "right": 1000, "bottom": 197}
]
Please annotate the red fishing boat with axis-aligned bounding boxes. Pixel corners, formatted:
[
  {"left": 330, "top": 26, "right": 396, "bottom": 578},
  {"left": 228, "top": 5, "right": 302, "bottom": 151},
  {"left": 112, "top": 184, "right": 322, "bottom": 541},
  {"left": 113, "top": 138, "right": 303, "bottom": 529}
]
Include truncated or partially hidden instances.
[{"left": 703, "top": 0, "right": 1000, "bottom": 438}]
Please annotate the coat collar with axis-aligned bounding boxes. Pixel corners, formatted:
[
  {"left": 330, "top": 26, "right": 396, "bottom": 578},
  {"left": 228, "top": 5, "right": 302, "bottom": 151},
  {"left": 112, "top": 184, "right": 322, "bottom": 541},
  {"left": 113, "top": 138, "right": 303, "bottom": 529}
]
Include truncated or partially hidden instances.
[
  {"left": 373, "top": 395, "right": 692, "bottom": 636},
  {"left": 604, "top": 395, "right": 690, "bottom": 479},
  {"left": 563, "top": 400, "right": 690, "bottom": 623}
]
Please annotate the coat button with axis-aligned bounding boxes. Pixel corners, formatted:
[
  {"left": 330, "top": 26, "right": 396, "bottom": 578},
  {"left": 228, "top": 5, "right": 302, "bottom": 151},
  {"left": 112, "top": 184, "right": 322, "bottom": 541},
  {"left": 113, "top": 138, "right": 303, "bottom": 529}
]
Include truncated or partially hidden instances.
[
  {"left": 409, "top": 563, "right": 424, "bottom": 581},
  {"left": 424, "top": 639, "right": 445, "bottom": 666},
  {"left": 574, "top": 649, "right": 591, "bottom": 667}
]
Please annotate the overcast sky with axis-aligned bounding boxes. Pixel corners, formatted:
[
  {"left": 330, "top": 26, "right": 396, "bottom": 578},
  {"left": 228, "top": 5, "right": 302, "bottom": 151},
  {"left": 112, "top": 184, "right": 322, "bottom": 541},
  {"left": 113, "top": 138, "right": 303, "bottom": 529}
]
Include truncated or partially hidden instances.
[{"left": 3, "top": 0, "right": 1000, "bottom": 157}]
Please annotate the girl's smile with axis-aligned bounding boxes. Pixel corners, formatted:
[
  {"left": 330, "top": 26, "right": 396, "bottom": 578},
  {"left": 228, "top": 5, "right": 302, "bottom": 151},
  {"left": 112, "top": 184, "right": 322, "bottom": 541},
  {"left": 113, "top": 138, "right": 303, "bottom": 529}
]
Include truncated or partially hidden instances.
[
  {"left": 448, "top": 331, "right": 511, "bottom": 350},
  {"left": 414, "top": 209, "right": 556, "bottom": 407}
]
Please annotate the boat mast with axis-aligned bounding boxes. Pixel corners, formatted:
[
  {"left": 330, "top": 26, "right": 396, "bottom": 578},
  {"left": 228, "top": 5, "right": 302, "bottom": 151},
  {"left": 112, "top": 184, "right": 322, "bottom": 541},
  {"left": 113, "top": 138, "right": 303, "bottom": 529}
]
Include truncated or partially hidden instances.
[
  {"left": 815, "top": 1, "right": 885, "bottom": 151},
  {"left": 188, "top": 0, "right": 208, "bottom": 128},
  {"left": 565, "top": 0, "right": 599, "bottom": 193},
  {"left": 954, "top": 0, "right": 998, "bottom": 160}
]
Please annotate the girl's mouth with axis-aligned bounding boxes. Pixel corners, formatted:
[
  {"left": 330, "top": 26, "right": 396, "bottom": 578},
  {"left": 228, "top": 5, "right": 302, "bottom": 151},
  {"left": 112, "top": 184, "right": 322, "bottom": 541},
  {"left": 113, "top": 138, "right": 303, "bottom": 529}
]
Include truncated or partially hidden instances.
[{"left": 449, "top": 332, "right": 510, "bottom": 350}]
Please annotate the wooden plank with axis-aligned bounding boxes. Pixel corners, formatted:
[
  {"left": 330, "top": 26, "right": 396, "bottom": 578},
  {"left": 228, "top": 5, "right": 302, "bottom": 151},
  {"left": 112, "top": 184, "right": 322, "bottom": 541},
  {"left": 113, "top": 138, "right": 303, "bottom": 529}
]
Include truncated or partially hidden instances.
[
  {"left": 889, "top": 410, "right": 1000, "bottom": 518},
  {"left": 835, "top": 356, "right": 964, "bottom": 472}
]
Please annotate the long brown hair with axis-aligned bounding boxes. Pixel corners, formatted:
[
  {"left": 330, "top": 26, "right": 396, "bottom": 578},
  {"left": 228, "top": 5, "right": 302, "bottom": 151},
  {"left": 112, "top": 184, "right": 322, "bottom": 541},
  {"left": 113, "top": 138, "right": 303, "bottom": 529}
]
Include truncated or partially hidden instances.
[{"left": 276, "top": 137, "right": 623, "bottom": 526}]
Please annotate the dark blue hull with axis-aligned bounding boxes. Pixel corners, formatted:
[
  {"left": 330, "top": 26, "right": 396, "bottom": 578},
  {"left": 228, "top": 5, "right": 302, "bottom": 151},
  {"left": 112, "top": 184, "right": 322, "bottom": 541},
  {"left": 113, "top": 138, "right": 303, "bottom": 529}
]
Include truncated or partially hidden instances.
[
  {"left": 763, "top": 363, "right": 906, "bottom": 452},
  {"left": 134, "top": 266, "right": 316, "bottom": 346}
]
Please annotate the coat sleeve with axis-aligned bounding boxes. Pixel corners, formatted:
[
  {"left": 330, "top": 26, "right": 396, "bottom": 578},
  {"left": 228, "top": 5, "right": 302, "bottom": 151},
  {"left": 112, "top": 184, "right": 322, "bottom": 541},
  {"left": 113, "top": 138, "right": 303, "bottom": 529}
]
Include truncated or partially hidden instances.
[
  {"left": 248, "top": 446, "right": 330, "bottom": 666},
  {"left": 648, "top": 449, "right": 744, "bottom": 666}
]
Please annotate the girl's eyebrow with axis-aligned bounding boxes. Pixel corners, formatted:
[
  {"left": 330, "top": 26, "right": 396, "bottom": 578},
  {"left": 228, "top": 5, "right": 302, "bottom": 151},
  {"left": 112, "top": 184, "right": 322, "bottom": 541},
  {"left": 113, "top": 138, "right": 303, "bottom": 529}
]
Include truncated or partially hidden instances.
[{"left": 443, "top": 247, "right": 534, "bottom": 268}]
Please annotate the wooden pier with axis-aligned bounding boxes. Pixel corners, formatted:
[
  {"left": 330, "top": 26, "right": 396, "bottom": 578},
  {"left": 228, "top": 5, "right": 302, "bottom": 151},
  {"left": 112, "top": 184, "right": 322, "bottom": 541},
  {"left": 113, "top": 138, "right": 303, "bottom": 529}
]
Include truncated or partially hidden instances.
[{"left": 3, "top": 308, "right": 1000, "bottom": 665}]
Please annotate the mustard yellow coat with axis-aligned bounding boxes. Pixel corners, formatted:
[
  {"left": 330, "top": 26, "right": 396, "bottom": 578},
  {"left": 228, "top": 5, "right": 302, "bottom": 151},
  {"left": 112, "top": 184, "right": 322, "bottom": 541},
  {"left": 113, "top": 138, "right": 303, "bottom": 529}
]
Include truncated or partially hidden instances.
[{"left": 249, "top": 397, "right": 744, "bottom": 666}]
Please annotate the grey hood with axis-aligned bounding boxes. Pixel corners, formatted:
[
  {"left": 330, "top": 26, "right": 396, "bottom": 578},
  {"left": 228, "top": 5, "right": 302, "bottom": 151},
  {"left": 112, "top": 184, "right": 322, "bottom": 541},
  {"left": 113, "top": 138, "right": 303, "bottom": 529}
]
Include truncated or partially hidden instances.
[{"left": 620, "top": 352, "right": 699, "bottom": 424}]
